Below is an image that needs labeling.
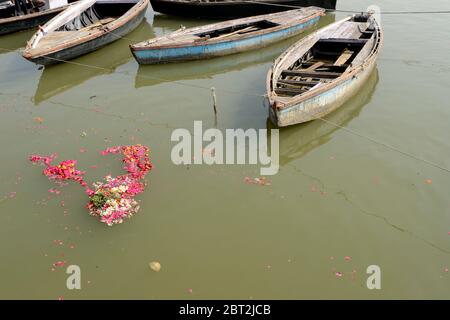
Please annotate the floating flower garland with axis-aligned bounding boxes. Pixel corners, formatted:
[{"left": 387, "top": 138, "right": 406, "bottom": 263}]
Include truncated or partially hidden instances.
[{"left": 30, "top": 145, "right": 152, "bottom": 226}]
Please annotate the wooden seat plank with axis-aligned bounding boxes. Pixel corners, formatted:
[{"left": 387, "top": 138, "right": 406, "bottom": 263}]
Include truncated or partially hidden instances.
[
  {"left": 281, "top": 70, "right": 341, "bottom": 78},
  {"left": 334, "top": 49, "right": 354, "bottom": 66}
]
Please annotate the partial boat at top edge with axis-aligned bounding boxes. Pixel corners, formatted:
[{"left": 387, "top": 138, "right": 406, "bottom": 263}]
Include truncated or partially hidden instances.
[
  {"left": 0, "top": 0, "right": 78, "bottom": 35},
  {"left": 149, "top": 0, "right": 337, "bottom": 19}
]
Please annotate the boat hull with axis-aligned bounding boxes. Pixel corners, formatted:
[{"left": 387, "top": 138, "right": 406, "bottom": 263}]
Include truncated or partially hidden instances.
[
  {"left": 270, "top": 61, "right": 376, "bottom": 127},
  {"left": 131, "top": 14, "right": 321, "bottom": 64},
  {"left": 0, "top": 7, "right": 67, "bottom": 35},
  {"left": 150, "top": 0, "right": 337, "bottom": 18},
  {"left": 26, "top": 3, "right": 148, "bottom": 65}
]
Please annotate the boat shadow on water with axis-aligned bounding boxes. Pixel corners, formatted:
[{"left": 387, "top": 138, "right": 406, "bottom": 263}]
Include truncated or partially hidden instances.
[
  {"left": 33, "top": 18, "right": 154, "bottom": 105},
  {"left": 135, "top": 13, "right": 336, "bottom": 88},
  {"left": 272, "top": 68, "right": 379, "bottom": 167}
]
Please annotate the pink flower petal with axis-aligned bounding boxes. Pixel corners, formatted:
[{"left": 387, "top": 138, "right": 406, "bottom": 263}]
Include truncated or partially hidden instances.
[{"left": 53, "top": 261, "right": 66, "bottom": 267}]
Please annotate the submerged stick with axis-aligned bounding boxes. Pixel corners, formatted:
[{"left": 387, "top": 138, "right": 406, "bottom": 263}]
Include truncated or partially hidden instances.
[{"left": 211, "top": 87, "right": 218, "bottom": 115}]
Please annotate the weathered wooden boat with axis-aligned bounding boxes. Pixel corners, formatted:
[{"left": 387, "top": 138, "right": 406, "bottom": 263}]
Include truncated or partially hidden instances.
[
  {"left": 130, "top": 7, "right": 325, "bottom": 64},
  {"left": 22, "top": 0, "right": 149, "bottom": 65},
  {"left": 267, "top": 12, "right": 382, "bottom": 127},
  {"left": 149, "top": 0, "right": 337, "bottom": 18},
  {"left": 0, "top": 0, "right": 78, "bottom": 35}
]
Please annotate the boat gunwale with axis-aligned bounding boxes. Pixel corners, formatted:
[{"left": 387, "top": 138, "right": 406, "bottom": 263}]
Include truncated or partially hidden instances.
[
  {"left": 130, "top": 8, "right": 325, "bottom": 51},
  {"left": 267, "top": 14, "right": 383, "bottom": 111},
  {"left": 23, "top": 0, "right": 149, "bottom": 59}
]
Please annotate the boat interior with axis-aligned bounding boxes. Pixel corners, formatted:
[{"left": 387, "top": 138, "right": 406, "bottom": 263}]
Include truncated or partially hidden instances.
[
  {"left": 275, "top": 14, "right": 377, "bottom": 97},
  {"left": 56, "top": 0, "right": 137, "bottom": 31},
  {"left": 195, "top": 20, "right": 280, "bottom": 40},
  {"left": 140, "top": 8, "right": 321, "bottom": 47},
  {"left": 147, "top": 18, "right": 283, "bottom": 46},
  {"left": 27, "top": 0, "right": 138, "bottom": 51}
]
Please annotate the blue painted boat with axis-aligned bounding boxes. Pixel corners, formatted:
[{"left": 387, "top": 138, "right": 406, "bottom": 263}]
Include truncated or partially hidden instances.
[
  {"left": 267, "top": 12, "right": 383, "bottom": 127},
  {"left": 130, "top": 7, "right": 325, "bottom": 64}
]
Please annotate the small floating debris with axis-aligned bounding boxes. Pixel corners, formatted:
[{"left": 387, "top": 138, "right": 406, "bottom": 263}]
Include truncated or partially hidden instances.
[
  {"left": 53, "top": 261, "right": 66, "bottom": 268},
  {"left": 244, "top": 177, "right": 271, "bottom": 186},
  {"left": 48, "top": 188, "right": 61, "bottom": 195},
  {"left": 149, "top": 261, "right": 161, "bottom": 272},
  {"left": 34, "top": 117, "right": 44, "bottom": 124},
  {"left": 53, "top": 240, "right": 64, "bottom": 246}
]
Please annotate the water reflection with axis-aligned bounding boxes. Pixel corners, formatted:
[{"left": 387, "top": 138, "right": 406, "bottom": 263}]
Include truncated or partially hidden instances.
[
  {"left": 135, "top": 13, "right": 336, "bottom": 88},
  {"left": 275, "top": 68, "right": 379, "bottom": 166},
  {"left": 33, "top": 19, "right": 154, "bottom": 105}
]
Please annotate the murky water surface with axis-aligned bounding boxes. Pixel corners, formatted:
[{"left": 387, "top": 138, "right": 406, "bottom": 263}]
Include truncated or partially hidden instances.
[{"left": 0, "top": 0, "right": 449, "bottom": 299}]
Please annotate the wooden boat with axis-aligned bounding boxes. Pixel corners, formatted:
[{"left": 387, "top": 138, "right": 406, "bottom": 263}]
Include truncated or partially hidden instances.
[
  {"left": 149, "top": 0, "right": 337, "bottom": 18},
  {"left": 267, "top": 12, "right": 383, "bottom": 127},
  {"left": 22, "top": 0, "right": 149, "bottom": 65},
  {"left": 0, "top": 0, "right": 77, "bottom": 35},
  {"left": 130, "top": 7, "right": 325, "bottom": 64}
]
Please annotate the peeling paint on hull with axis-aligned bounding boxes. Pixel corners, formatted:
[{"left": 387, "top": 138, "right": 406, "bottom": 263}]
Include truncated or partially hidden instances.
[{"left": 131, "top": 16, "right": 321, "bottom": 64}]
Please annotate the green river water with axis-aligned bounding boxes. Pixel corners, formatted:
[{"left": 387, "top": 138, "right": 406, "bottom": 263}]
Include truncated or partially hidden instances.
[{"left": 0, "top": 0, "right": 449, "bottom": 299}]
